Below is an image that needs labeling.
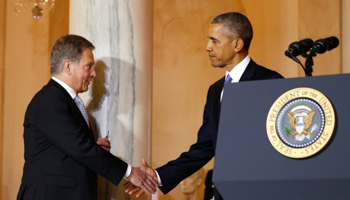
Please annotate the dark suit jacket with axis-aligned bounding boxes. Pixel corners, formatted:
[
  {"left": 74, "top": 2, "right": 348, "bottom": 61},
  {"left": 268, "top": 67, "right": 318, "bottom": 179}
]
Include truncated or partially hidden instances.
[
  {"left": 156, "top": 60, "right": 283, "bottom": 198},
  {"left": 17, "top": 79, "right": 128, "bottom": 200}
]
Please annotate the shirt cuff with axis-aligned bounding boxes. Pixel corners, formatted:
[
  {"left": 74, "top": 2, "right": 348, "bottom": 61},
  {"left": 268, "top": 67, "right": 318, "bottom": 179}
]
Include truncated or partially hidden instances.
[
  {"left": 125, "top": 164, "right": 132, "bottom": 178},
  {"left": 155, "top": 170, "right": 162, "bottom": 186}
]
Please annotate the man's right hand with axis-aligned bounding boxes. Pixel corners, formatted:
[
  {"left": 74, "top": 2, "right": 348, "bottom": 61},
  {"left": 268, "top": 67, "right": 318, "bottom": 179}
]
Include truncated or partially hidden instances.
[
  {"left": 124, "top": 159, "right": 158, "bottom": 197},
  {"left": 127, "top": 165, "right": 158, "bottom": 195}
]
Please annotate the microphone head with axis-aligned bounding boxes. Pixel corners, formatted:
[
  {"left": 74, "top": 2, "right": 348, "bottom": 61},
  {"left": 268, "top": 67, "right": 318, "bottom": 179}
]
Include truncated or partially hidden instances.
[
  {"left": 314, "top": 36, "right": 339, "bottom": 54},
  {"left": 299, "top": 38, "right": 314, "bottom": 50},
  {"left": 325, "top": 36, "right": 339, "bottom": 51},
  {"left": 284, "top": 50, "right": 301, "bottom": 63},
  {"left": 314, "top": 39, "right": 328, "bottom": 54},
  {"left": 287, "top": 38, "right": 314, "bottom": 56},
  {"left": 287, "top": 42, "right": 301, "bottom": 56}
]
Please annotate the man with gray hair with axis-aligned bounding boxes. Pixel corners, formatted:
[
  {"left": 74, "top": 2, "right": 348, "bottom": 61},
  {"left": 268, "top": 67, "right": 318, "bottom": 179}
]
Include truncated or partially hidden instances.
[
  {"left": 17, "top": 34, "right": 157, "bottom": 200},
  {"left": 125, "top": 12, "right": 283, "bottom": 199}
]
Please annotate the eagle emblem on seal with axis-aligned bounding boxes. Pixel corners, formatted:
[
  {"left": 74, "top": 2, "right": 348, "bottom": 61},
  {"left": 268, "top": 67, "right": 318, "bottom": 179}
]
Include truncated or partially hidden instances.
[{"left": 285, "top": 105, "right": 318, "bottom": 142}]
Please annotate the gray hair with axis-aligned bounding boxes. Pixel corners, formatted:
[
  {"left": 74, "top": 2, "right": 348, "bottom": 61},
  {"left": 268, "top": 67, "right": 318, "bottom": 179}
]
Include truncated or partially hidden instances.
[{"left": 50, "top": 35, "right": 95, "bottom": 75}]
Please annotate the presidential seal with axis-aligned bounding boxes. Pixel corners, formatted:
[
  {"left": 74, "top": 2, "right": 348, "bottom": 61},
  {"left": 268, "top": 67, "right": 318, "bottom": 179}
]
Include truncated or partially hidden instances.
[{"left": 266, "top": 88, "right": 335, "bottom": 159}]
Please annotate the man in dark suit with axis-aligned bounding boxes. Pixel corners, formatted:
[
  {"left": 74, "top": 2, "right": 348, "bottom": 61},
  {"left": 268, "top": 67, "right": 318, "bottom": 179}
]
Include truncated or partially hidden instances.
[
  {"left": 125, "top": 12, "right": 283, "bottom": 199},
  {"left": 17, "top": 35, "right": 157, "bottom": 200}
]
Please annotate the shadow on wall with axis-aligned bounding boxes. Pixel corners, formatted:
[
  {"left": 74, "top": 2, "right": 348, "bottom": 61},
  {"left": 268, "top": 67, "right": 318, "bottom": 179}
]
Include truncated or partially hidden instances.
[
  {"left": 86, "top": 60, "right": 107, "bottom": 140},
  {"left": 85, "top": 58, "right": 137, "bottom": 200}
]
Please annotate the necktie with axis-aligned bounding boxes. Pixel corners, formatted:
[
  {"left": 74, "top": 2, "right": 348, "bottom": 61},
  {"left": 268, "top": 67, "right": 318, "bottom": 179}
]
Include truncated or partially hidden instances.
[
  {"left": 74, "top": 95, "right": 90, "bottom": 127},
  {"left": 221, "top": 74, "right": 233, "bottom": 102},
  {"left": 225, "top": 74, "right": 233, "bottom": 83}
]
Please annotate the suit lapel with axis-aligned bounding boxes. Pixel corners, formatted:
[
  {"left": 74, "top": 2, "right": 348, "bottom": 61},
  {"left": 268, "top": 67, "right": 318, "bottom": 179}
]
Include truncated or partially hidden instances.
[
  {"left": 48, "top": 79, "right": 73, "bottom": 100},
  {"left": 216, "top": 60, "right": 256, "bottom": 117},
  {"left": 212, "top": 77, "right": 225, "bottom": 149},
  {"left": 239, "top": 59, "right": 256, "bottom": 82},
  {"left": 48, "top": 79, "right": 91, "bottom": 130},
  {"left": 213, "top": 77, "right": 225, "bottom": 119}
]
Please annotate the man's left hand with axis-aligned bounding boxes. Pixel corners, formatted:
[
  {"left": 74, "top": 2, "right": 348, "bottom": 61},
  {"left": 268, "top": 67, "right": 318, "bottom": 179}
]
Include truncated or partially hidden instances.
[{"left": 97, "top": 137, "right": 111, "bottom": 152}]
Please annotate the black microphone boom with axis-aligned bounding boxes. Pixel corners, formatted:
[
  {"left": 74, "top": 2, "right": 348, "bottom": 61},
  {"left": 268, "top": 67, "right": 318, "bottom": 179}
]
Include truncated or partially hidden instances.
[{"left": 311, "top": 36, "right": 339, "bottom": 54}]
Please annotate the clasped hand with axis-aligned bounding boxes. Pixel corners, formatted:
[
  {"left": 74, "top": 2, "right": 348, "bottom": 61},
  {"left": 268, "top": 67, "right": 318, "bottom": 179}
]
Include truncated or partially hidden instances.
[
  {"left": 124, "top": 159, "right": 158, "bottom": 198},
  {"left": 97, "top": 138, "right": 158, "bottom": 195}
]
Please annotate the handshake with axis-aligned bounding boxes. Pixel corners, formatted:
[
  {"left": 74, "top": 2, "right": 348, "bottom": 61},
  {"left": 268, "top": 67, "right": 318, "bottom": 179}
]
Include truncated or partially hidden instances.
[
  {"left": 124, "top": 159, "right": 159, "bottom": 198},
  {"left": 98, "top": 137, "right": 158, "bottom": 197}
]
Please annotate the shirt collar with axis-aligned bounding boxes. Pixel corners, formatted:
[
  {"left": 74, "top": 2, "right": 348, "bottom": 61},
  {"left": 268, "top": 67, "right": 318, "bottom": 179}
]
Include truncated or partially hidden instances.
[
  {"left": 225, "top": 55, "right": 251, "bottom": 83},
  {"left": 52, "top": 77, "right": 77, "bottom": 99}
]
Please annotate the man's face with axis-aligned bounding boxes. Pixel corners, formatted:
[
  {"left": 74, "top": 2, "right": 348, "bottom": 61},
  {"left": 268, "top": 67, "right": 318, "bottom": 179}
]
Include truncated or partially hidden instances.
[
  {"left": 70, "top": 48, "right": 96, "bottom": 93},
  {"left": 206, "top": 23, "right": 236, "bottom": 68}
]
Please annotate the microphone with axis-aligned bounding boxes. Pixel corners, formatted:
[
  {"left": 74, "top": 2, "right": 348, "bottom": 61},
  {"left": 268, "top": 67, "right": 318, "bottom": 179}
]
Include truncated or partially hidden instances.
[
  {"left": 311, "top": 36, "right": 339, "bottom": 54},
  {"left": 285, "top": 38, "right": 314, "bottom": 58}
]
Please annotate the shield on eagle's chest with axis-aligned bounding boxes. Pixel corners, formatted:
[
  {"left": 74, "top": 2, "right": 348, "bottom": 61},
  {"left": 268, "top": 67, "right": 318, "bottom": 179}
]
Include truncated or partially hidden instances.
[{"left": 296, "top": 123, "right": 304, "bottom": 134}]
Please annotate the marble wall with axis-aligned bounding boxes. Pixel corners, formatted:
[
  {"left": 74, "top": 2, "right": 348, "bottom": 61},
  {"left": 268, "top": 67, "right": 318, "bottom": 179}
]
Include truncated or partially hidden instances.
[{"left": 69, "top": 1, "right": 152, "bottom": 199}]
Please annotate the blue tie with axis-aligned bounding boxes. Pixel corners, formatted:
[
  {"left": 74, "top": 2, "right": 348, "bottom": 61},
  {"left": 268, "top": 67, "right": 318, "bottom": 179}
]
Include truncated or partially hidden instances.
[
  {"left": 225, "top": 74, "right": 233, "bottom": 83},
  {"left": 74, "top": 95, "right": 90, "bottom": 127}
]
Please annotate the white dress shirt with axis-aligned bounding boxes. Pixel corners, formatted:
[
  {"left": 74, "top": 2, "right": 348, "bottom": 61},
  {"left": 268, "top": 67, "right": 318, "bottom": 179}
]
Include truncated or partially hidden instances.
[{"left": 221, "top": 55, "right": 251, "bottom": 100}]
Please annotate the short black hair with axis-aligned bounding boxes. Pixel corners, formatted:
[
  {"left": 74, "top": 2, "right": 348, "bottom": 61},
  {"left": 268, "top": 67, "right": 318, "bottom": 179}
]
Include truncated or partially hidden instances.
[{"left": 211, "top": 12, "right": 253, "bottom": 50}]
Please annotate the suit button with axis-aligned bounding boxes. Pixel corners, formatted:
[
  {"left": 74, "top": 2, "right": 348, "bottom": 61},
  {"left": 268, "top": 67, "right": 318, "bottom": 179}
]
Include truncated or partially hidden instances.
[{"left": 94, "top": 184, "right": 98, "bottom": 188}]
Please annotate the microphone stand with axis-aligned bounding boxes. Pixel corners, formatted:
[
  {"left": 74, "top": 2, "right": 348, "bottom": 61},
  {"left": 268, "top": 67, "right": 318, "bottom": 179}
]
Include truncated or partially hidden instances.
[
  {"left": 301, "top": 51, "right": 315, "bottom": 77},
  {"left": 303, "top": 47, "right": 319, "bottom": 77}
]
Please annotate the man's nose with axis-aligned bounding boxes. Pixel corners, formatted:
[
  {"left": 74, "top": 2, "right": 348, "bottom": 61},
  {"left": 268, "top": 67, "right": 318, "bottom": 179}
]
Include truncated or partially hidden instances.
[
  {"left": 91, "top": 68, "right": 97, "bottom": 77},
  {"left": 206, "top": 42, "right": 212, "bottom": 52}
]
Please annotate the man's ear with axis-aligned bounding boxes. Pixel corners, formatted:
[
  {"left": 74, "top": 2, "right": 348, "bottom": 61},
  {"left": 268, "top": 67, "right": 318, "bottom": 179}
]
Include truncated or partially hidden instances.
[
  {"left": 63, "top": 60, "right": 71, "bottom": 75},
  {"left": 233, "top": 38, "right": 245, "bottom": 52}
]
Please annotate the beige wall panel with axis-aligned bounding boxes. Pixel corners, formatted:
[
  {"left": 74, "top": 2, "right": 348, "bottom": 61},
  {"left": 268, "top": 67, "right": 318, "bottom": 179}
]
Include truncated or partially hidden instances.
[
  {"left": 298, "top": 0, "right": 341, "bottom": 76},
  {"left": 0, "top": 0, "right": 6, "bottom": 198},
  {"left": 2, "top": 0, "right": 51, "bottom": 199},
  {"left": 241, "top": 0, "right": 299, "bottom": 78},
  {"left": 49, "top": 0, "right": 69, "bottom": 51},
  {"left": 153, "top": 1, "right": 245, "bottom": 199}
]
